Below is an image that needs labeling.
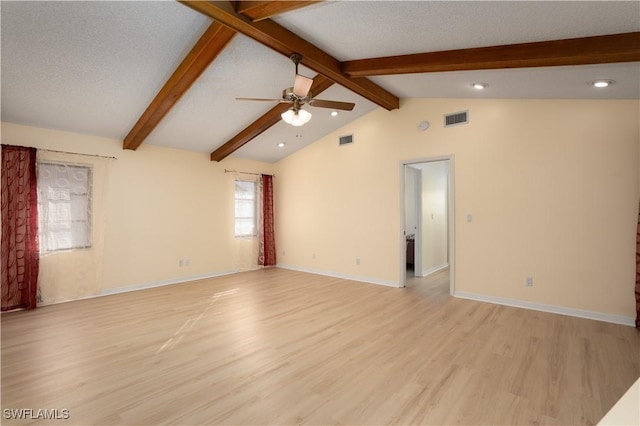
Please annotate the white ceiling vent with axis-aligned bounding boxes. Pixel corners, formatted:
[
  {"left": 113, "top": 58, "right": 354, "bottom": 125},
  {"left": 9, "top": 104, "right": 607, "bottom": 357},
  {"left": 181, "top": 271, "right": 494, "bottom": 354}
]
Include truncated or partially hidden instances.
[
  {"left": 444, "top": 110, "right": 469, "bottom": 127},
  {"left": 339, "top": 134, "right": 354, "bottom": 146}
]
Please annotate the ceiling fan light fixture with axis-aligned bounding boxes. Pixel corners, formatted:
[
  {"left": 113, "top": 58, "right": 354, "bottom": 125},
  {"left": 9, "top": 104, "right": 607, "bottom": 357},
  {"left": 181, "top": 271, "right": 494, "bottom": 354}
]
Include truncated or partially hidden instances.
[
  {"left": 281, "top": 108, "right": 312, "bottom": 126},
  {"left": 331, "top": 111, "right": 339, "bottom": 117},
  {"left": 472, "top": 83, "right": 488, "bottom": 90}
]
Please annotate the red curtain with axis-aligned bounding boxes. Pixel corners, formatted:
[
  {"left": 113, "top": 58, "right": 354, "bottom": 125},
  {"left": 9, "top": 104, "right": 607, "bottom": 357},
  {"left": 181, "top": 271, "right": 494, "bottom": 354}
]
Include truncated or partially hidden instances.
[
  {"left": 636, "top": 200, "right": 640, "bottom": 328},
  {"left": 1, "top": 145, "right": 39, "bottom": 311},
  {"left": 259, "top": 174, "right": 276, "bottom": 267}
]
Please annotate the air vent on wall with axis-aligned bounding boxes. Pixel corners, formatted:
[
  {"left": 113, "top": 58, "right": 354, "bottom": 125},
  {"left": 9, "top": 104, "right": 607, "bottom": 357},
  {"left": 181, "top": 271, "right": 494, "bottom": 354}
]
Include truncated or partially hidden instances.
[
  {"left": 444, "top": 110, "right": 469, "bottom": 127},
  {"left": 339, "top": 134, "right": 354, "bottom": 146}
]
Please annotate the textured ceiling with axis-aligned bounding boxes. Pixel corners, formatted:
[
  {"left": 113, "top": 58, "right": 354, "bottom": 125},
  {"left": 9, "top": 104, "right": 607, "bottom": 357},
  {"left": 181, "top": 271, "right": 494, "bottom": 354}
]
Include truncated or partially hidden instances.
[
  {"left": 1, "top": 1, "right": 210, "bottom": 140},
  {"left": 2, "top": 1, "right": 639, "bottom": 163},
  {"left": 274, "top": 1, "right": 640, "bottom": 59}
]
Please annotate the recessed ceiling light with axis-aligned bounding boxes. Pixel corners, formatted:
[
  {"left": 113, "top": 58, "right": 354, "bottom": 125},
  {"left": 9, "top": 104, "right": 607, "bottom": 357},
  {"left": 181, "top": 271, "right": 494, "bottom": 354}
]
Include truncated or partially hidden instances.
[
  {"left": 277, "top": 142, "right": 285, "bottom": 148},
  {"left": 331, "top": 111, "right": 339, "bottom": 117},
  {"left": 472, "top": 83, "right": 488, "bottom": 90},
  {"left": 591, "top": 79, "right": 615, "bottom": 88}
]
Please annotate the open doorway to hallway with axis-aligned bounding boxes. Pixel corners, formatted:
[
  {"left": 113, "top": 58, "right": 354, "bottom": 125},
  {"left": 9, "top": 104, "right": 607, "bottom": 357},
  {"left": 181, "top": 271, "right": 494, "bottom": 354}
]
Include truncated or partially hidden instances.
[{"left": 401, "top": 158, "right": 454, "bottom": 294}]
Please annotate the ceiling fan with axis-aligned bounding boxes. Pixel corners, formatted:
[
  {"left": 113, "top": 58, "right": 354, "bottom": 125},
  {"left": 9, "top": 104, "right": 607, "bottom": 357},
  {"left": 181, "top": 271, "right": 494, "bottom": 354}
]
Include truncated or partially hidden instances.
[{"left": 236, "top": 53, "right": 355, "bottom": 126}]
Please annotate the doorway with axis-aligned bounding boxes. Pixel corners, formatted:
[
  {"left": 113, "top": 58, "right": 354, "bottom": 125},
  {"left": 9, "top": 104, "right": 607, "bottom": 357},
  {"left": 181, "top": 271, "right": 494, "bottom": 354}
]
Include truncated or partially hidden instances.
[{"left": 400, "top": 157, "right": 454, "bottom": 294}]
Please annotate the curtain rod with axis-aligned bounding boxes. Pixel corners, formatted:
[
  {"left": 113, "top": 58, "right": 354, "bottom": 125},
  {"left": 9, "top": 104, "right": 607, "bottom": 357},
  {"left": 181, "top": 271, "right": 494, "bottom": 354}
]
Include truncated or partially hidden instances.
[
  {"left": 39, "top": 148, "right": 117, "bottom": 160},
  {"left": 3, "top": 144, "right": 118, "bottom": 160},
  {"left": 224, "top": 169, "right": 274, "bottom": 177}
]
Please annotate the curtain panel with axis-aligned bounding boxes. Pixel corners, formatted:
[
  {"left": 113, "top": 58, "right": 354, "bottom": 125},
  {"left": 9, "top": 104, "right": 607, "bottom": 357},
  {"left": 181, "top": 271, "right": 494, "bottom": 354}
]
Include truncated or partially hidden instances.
[
  {"left": 258, "top": 174, "right": 276, "bottom": 267},
  {"left": 1, "top": 145, "right": 39, "bottom": 311}
]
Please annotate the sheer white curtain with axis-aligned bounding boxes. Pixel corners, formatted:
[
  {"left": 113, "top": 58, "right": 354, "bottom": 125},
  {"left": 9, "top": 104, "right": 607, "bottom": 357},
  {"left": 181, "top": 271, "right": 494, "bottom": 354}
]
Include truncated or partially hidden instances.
[
  {"left": 231, "top": 173, "right": 260, "bottom": 271},
  {"left": 35, "top": 151, "right": 110, "bottom": 304},
  {"left": 37, "top": 162, "right": 92, "bottom": 252}
]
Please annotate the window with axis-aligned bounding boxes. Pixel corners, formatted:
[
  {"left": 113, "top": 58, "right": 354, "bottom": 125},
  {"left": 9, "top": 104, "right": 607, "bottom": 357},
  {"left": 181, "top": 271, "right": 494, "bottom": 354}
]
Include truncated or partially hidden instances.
[
  {"left": 37, "top": 162, "right": 92, "bottom": 252},
  {"left": 234, "top": 180, "right": 256, "bottom": 237}
]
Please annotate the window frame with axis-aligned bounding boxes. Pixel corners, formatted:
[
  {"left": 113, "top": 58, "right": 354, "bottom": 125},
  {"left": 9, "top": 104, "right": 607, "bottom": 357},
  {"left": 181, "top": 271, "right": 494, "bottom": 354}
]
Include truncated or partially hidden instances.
[
  {"left": 37, "top": 161, "right": 93, "bottom": 253},
  {"left": 234, "top": 179, "right": 258, "bottom": 238}
]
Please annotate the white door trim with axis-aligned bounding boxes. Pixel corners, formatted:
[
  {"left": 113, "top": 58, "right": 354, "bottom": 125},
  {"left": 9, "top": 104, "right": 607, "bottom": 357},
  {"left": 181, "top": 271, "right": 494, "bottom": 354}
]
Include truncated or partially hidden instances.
[{"left": 399, "top": 155, "right": 455, "bottom": 296}]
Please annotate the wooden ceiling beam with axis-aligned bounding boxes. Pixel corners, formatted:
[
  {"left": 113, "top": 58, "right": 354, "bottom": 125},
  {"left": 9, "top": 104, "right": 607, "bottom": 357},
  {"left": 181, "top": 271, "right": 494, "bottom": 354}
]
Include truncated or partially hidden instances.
[
  {"left": 210, "top": 74, "right": 334, "bottom": 162},
  {"left": 179, "top": 1, "right": 399, "bottom": 111},
  {"left": 234, "top": 1, "right": 322, "bottom": 21},
  {"left": 123, "top": 22, "right": 236, "bottom": 151},
  {"left": 342, "top": 32, "right": 640, "bottom": 77}
]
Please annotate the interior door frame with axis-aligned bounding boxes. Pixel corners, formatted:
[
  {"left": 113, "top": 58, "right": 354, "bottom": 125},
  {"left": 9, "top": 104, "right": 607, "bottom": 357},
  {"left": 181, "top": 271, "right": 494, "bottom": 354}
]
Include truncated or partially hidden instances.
[
  {"left": 404, "top": 165, "right": 423, "bottom": 277},
  {"left": 399, "top": 155, "right": 455, "bottom": 295}
]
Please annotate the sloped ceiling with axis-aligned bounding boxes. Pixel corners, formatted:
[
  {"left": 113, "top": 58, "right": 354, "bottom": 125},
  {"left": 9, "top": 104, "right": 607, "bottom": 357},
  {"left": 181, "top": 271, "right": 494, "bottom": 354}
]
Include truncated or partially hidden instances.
[{"left": 2, "top": 1, "right": 639, "bottom": 163}]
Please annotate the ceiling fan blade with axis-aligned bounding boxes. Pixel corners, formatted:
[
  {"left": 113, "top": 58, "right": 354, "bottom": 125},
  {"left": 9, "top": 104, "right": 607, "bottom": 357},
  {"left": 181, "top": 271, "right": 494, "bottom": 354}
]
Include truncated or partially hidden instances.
[
  {"left": 236, "top": 97, "right": 290, "bottom": 103},
  {"left": 293, "top": 74, "right": 313, "bottom": 98},
  {"left": 308, "top": 99, "right": 355, "bottom": 111}
]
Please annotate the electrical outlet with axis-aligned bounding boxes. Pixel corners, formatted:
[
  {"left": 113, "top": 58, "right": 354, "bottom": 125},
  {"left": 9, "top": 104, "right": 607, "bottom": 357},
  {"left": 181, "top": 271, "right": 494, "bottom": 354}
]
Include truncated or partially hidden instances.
[
  {"left": 185, "top": 259, "right": 190, "bottom": 267},
  {"left": 282, "top": 250, "right": 285, "bottom": 256},
  {"left": 356, "top": 258, "right": 361, "bottom": 265},
  {"left": 179, "top": 259, "right": 184, "bottom": 267},
  {"left": 525, "top": 276, "right": 533, "bottom": 287},
  {"left": 312, "top": 253, "right": 316, "bottom": 260}
]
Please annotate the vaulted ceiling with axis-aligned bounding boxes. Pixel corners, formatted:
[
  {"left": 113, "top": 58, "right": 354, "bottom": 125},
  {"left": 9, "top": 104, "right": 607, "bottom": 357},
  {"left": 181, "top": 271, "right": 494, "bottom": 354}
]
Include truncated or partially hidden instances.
[{"left": 2, "top": 1, "right": 639, "bottom": 163}]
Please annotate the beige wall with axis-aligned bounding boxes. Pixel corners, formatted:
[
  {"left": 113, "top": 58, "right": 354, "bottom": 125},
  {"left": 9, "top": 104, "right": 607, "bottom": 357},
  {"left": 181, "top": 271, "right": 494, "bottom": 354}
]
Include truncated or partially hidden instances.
[
  {"left": 1, "top": 122, "right": 273, "bottom": 304},
  {"left": 274, "top": 99, "right": 639, "bottom": 320}
]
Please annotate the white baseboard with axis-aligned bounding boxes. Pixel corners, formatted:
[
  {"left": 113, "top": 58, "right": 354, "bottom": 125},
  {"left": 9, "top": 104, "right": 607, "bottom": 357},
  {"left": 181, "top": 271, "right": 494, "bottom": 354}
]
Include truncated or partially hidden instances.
[
  {"left": 419, "top": 263, "right": 448, "bottom": 277},
  {"left": 454, "top": 291, "right": 636, "bottom": 327},
  {"left": 98, "top": 270, "right": 238, "bottom": 296},
  {"left": 277, "top": 264, "right": 400, "bottom": 288},
  {"left": 37, "top": 269, "right": 238, "bottom": 307}
]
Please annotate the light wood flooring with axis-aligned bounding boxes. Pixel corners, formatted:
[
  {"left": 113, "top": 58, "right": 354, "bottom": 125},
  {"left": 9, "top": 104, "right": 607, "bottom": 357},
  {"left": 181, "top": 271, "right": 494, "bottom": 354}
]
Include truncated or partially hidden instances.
[
  {"left": 405, "top": 266, "right": 451, "bottom": 297},
  {"left": 2, "top": 268, "right": 638, "bottom": 425}
]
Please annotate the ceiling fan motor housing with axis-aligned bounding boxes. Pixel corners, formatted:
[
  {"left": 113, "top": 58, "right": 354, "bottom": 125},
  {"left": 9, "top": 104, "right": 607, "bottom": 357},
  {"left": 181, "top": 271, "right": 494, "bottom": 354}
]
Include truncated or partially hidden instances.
[
  {"left": 290, "top": 53, "right": 303, "bottom": 66},
  {"left": 283, "top": 87, "right": 310, "bottom": 103}
]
